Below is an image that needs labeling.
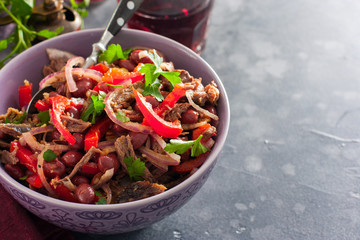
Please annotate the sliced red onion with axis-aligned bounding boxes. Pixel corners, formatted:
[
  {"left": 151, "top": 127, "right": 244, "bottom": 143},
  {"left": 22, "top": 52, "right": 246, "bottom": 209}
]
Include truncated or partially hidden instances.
[
  {"left": 104, "top": 89, "right": 153, "bottom": 134},
  {"left": 151, "top": 133, "right": 181, "bottom": 162},
  {"left": 39, "top": 71, "right": 65, "bottom": 89},
  {"left": 101, "top": 184, "right": 112, "bottom": 204},
  {"left": 21, "top": 132, "right": 44, "bottom": 152},
  {"left": 72, "top": 68, "right": 103, "bottom": 83},
  {"left": 92, "top": 168, "right": 114, "bottom": 190},
  {"left": 47, "top": 144, "right": 72, "bottom": 153},
  {"left": 37, "top": 148, "right": 56, "bottom": 196},
  {"left": 182, "top": 120, "right": 210, "bottom": 131},
  {"left": 39, "top": 68, "right": 103, "bottom": 90},
  {"left": 29, "top": 125, "right": 55, "bottom": 135},
  {"left": 185, "top": 90, "right": 219, "bottom": 121},
  {"left": 65, "top": 57, "right": 85, "bottom": 92},
  {"left": 139, "top": 146, "right": 180, "bottom": 171}
]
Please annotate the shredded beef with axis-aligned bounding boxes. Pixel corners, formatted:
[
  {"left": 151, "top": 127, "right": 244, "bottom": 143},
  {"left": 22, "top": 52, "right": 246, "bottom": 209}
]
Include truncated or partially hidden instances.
[
  {"left": 42, "top": 48, "right": 75, "bottom": 76},
  {"left": 0, "top": 108, "right": 25, "bottom": 123},
  {"left": 1, "top": 150, "right": 18, "bottom": 164},
  {"left": 176, "top": 69, "right": 194, "bottom": 83},
  {"left": 165, "top": 103, "right": 190, "bottom": 122},
  {"left": 0, "top": 124, "right": 31, "bottom": 138},
  {"left": 61, "top": 115, "right": 91, "bottom": 132},
  {"left": 116, "top": 181, "right": 166, "bottom": 203},
  {"left": 204, "top": 81, "right": 220, "bottom": 105}
]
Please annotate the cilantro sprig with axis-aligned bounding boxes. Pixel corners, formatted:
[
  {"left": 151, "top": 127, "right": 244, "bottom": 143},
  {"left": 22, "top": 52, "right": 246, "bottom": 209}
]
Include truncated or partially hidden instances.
[
  {"left": 36, "top": 110, "right": 50, "bottom": 126},
  {"left": 116, "top": 112, "right": 130, "bottom": 123},
  {"left": 164, "top": 135, "right": 210, "bottom": 157},
  {"left": 139, "top": 50, "right": 181, "bottom": 101},
  {"left": 0, "top": 0, "right": 63, "bottom": 68},
  {"left": 98, "top": 44, "right": 133, "bottom": 64},
  {"left": 43, "top": 149, "right": 57, "bottom": 162},
  {"left": 81, "top": 91, "right": 106, "bottom": 124},
  {"left": 124, "top": 156, "right": 145, "bottom": 181}
]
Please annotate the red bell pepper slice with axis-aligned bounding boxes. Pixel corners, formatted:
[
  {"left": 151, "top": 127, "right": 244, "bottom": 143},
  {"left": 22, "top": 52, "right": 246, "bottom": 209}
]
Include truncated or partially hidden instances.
[
  {"left": 80, "top": 162, "right": 100, "bottom": 176},
  {"left": 133, "top": 89, "right": 183, "bottom": 139},
  {"left": 26, "top": 173, "right": 43, "bottom": 188},
  {"left": 35, "top": 99, "right": 51, "bottom": 112},
  {"left": 49, "top": 95, "right": 76, "bottom": 145},
  {"left": 155, "top": 83, "right": 186, "bottom": 116},
  {"left": 15, "top": 144, "right": 38, "bottom": 173},
  {"left": 84, "top": 118, "right": 111, "bottom": 150},
  {"left": 90, "top": 63, "right": 109, "bottom": 74},
  {"left": 192, "top": 123, "right": 215, "bottom": 140},
  {"left": 18, "top": 82, "right": 32, "bottom": 109},
  {"left": 102, "top": 68, "right": 143, "bottom": 85},
  {"left": 53, "top": 183, "right": 78, "bottom": 203},
  {"left": 172, "top": 152, "right": 210, "bottom": 173}
]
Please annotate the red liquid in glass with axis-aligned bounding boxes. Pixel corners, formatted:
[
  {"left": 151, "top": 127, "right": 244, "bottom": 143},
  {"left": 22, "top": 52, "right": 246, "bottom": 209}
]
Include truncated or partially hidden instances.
[{"left": 127, "top": 0, "right": 214, "bottom": 53}]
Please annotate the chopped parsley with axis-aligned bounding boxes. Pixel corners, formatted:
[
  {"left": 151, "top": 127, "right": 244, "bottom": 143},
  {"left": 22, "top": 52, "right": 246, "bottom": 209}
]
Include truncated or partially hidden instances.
[
  {"left": 43, "top": 149, "right": 57, "bottom": 162},
  {"left": 36, "top": 110, "right": 50, "bottom": 126},
  {"left": 5, "top": 112, "right": 27, "bottom": 124},
  {"left": 123, "top": 156, "right": 145, "bottom": 181},
  {"left": 19, "top": 175, "right": 28, "bottom": 180},
  {"left": 164, "top": 135, "right": 210, "bottom": 157},
  {"left": 95, "top": 198, "right": 107, "bottom": 205},
  {"left": 139, "top": 50, "right": 181, "bottom": 101},
  {"left": 81, "top": 91, "right": 106, "bottom": 124},
  {"left": 116, "top": 112, "right": 130, "bottom": 123},
  {"left": 98, "top": 44, "right": 133, "bottom": 64}
]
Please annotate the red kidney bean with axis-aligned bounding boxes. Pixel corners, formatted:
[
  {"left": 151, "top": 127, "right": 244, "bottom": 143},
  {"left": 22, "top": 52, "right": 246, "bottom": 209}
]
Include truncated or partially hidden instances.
[
  {"left": 98, "top": 154, "right": 120, "bottom": 173},
  {"left": 65, "top": 106, "right": 81, "bottom": 119},
  {"left": 72, "top": 175, "right": 90, "bottom": 186},
  {"left": 130, "top": 132, "right": 148, "bottom": 150},
  {"left": 117, "top": 59, "right": 136, "bottom": 72},
  {"left": 69, "top": 133, "right": 84, "bottom": 150},
  {"left": 130, "top": 50, "right": 153, "bottom": 64},
  {"left": 56, "top": 84, "right": 66, "bottom": 96},
  {"left": 72, "top": 78, "right": 95, "bottom": 98},
  {"left": 48, "top": 91, "right": 59, "bottom": 98},
  {"left": 61, "top": 150, "right": 83, "bottom": 167},
  {"left": 181, "top": 108, "right": 199, "bottom": 124},
  {"left": 43, "top": 159, "right": 66, "bottom": 179},
  {"left": 50, "top": 130, "right": 62, "bottom": 141},
  {"left": 79, "top": 162, "right": 99, "bottom": 176},
  {"left": 111, "top": 124, "right": 127, "bottom": 136},
  {"left": 75, "top": 183, "right": 95, "bottom": 204},
  {"left": 205, "top": 105, "right": 218, "bottom": 127},
  {"left": 145, "top": 95, "right": 159, "bottom": 108},
  {"left": 5, "top": 163, "right": 24, "bottom": 179}
]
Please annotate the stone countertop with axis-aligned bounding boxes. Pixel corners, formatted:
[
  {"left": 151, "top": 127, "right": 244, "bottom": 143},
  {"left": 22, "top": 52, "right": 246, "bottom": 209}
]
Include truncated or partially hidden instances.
[{"left": 70, "top": 0, "right": 360, "bottom": 239}]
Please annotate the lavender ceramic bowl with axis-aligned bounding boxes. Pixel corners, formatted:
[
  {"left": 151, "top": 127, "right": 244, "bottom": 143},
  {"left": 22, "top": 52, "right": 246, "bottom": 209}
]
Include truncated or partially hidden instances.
[{"left": 0, "top": 29, "right": 229, "bottom": 234}]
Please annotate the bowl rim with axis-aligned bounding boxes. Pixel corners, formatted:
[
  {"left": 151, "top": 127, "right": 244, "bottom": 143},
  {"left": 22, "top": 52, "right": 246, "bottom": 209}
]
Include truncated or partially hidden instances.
[{"left": 0, "top": 28, "right": 230, "bottom": 209}]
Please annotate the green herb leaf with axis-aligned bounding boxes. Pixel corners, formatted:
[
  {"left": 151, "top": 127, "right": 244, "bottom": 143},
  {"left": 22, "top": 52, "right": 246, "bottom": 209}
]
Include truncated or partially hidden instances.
[
  {"left": 142, "top": 78, "right": 164, "bottom": 101},
  {"left": 98, "top": 44, "right": 128, "bottom": 64},
  {"left": 94, "top": 190, "right": 102, "bottom": 197},
  {"left": 116, "top": 112, "right": 130, "bottom": 122},
  {"left": 36, "top": 110, "right": 50, "bottom": 126},
  {"left": 11, "top": 0, "right": 33, "bottom": 17},
  {"left": 139, "top": 50, "right": 181, "bottom": 99},
  {"left": 95, "top": 198, "right": 107, "bottom": 205},
  {"left": 43, "top": 149, "right": 57, "bottom": 162},
  {"left": 0, "top": 39, "right": 8, "bottom": 51},
  {"left": 105, "top": 83, "right": 123, "bottom": 88},
  {"left": 37, "top": 27, "right": 64, "bottom": 39},
  {"left": 165, "top": 135, "right": 210, "bottom": 157},
  {"left": 124, "top": 156, "right": 145, "bottom": 181},
  {"left": 81, "top": 92, "right": 106, "bottom": 124},
  {"left": 160, "top": 71, "right": 181, "bottom": 89},
  {"left": 11, "top": 112, "right": 27, "bottom": 124},
  {"left": 19, "top": 175, "right": 28, "bottom": 180},
  {"left": 191, "top": 135, "right": 210, "bottom": 157}
]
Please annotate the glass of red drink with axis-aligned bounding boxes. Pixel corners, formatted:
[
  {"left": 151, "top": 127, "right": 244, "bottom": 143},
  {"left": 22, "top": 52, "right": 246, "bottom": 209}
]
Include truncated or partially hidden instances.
[{"left": 127, "top": 0, "right": 215, "bottom": 54}]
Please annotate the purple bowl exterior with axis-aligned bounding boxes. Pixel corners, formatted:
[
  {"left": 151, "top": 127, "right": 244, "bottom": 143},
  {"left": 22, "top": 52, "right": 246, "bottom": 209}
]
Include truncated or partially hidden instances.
[{"left": 0, "top": 29, "right": 230, "bottom": 234}]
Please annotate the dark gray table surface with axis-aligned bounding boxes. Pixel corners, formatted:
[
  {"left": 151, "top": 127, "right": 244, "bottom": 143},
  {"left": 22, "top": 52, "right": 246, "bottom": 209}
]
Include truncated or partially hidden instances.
[
  {"left": 3, "top": 0, "right": 360, "bottom": 239},
  {"left": 74, "top": 0, "right": 360, "bottom": 239}
]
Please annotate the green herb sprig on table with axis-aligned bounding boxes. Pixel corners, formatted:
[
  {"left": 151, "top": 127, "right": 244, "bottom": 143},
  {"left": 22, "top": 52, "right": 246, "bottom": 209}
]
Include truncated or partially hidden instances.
[{"left": 0, "top": 0, "right": 64, "bottom": 68}]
